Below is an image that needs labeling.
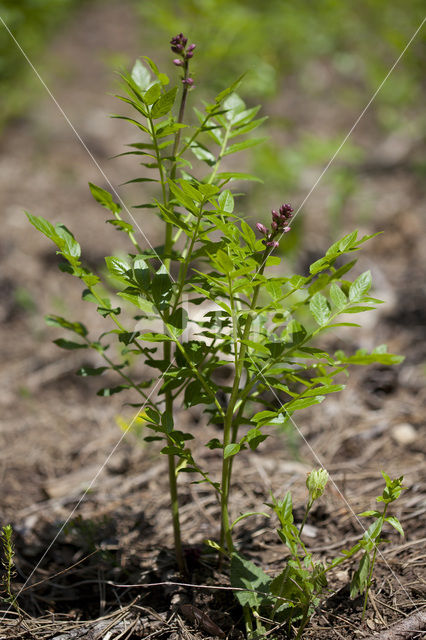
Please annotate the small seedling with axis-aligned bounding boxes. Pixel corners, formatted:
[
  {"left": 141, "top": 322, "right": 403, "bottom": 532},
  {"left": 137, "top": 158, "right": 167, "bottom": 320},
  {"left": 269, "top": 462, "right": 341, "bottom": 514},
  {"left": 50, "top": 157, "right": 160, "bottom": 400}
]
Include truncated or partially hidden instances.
[
  {"left": 0, "top": 524, "right": 19, "bottom": 613},
  {"left": 231, "top": 471, "right": 406, "bottom": 639},
  {"left": 27, "top": 35, "right": 403, "bottom": 582},
  {"left": 350, "top": 472, "right": 406, "bottom": 618}
]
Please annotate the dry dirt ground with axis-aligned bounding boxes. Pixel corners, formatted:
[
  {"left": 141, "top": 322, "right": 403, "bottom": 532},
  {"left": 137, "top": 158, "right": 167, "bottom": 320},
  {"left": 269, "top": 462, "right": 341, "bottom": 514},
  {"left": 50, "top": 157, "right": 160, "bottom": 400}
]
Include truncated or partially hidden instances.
[{"left": 0, "top": 2, "right": 425, "bottom": 639}]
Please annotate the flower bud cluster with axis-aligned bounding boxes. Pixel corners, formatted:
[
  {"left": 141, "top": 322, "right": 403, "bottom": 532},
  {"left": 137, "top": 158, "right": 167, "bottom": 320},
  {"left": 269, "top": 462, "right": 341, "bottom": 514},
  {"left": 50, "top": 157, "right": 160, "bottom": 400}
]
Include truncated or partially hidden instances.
[
  {"left": 255, "top": 203, "right": 293, "bottom": 248},
  {"left": 170, "top": 33, "right": 196, "bottom": 86}
]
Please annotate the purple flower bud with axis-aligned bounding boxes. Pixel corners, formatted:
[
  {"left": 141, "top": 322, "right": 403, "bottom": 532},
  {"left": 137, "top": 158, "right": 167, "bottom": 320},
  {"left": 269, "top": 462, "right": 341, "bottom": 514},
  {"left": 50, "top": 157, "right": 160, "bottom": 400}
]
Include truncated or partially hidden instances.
[
  {"left": 171, "top": 33, "right": 188, "bottom": 55},
  {"left": 279, "top": 203, "right": 294, "bottom": 218},
  {"left": 173, "top": 58, "right": 183, "bottom": 66},
  {"left": 283, "top": 226, "right": 291, "bottom": 233},
  {"left": 171, "top": 34, "right": 195, "bottom": 63},
  {"left": 182, "top": 77, "right": 194, "bottom": 86},
  {"left": 256, "top": 222, "right": 268, "bottom": 235},
  {"left": 266, "top": 240, "right": 279, "bottom": 248},
  {"left": 271, "top": 221, "right": 278, "bottom": 231},
  {"left": 171, "top": 33, "right": 185, "bottom": 44},
  {"left": 271, "top": 209, "right": 280, "bottom": 222}
]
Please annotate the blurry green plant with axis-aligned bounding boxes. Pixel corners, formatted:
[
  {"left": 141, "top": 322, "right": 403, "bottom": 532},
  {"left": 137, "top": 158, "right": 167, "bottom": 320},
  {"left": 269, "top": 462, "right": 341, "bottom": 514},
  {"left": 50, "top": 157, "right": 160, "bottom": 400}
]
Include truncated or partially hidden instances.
[
  {"left": 0, "top": 0, "right": 84, "bottom": 127},
  {"left": 135, "top": 0, "right": 424, "bottom": 109},
  {"left": 231, "top": 472, "right": 406, "bottom": 639},
  {"left": 135, "top": 0, "right": 425, "bottom": 240}
]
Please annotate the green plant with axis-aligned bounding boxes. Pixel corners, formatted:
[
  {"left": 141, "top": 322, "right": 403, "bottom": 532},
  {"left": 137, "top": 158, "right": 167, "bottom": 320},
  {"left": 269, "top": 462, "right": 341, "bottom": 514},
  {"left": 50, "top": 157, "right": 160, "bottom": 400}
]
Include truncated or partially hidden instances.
[
  {"left": 27, "top": 35, "right": 403, "bottom": 579},
  {"left": 351, "top": 472, "right": 407, "bottom": 618},
  {"left": 231, "top": 471, "right": 406, "bottom": 639},
  {"left": 0, "top": 524, "right": 18, "bottom": 613}
]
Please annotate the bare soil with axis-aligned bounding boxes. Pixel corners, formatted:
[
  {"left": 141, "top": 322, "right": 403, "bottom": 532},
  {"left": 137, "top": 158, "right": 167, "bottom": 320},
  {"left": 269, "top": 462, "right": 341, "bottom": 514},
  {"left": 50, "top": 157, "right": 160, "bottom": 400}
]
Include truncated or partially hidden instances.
[{"left": 0, "top": 2, "right": 425, "bottom": 638}]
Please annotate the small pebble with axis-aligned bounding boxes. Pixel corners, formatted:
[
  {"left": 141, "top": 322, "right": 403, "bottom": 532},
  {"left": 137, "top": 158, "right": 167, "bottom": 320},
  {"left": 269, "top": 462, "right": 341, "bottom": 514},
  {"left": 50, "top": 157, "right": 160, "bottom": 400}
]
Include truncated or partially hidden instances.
[
  {"left": 391, "top": 423, "right": 417, "bottom": 445},
  {"left": 335, "top": 570, "right": 349, "bottom": 582},
  {"left": 298, "top": 523, "right": 317, "bottom": 538}
]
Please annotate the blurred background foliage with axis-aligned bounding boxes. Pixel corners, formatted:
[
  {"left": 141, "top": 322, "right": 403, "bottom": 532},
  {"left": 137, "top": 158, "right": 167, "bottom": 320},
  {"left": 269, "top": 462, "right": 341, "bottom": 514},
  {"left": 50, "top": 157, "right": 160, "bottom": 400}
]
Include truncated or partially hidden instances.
[
  {"left": 0, "top": 0, "right": 424, "bottom": 247},
  {"left": 136, "top": 0, "right": 424, "bottom": 107},
  {"left": 134, "top": 0, "right": 425, "bottom": 239},
  {"left": 0, "top": 0, "right": 87, "bottom": 126}
]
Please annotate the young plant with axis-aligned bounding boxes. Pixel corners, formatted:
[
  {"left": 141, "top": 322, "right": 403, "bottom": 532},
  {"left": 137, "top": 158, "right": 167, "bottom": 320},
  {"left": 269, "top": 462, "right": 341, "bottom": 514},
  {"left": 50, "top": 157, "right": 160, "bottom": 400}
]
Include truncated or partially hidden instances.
[
  {"left": 350, "top": 472, "right": 406, "bottom": 618},
  {"left": 0, "top": 524, "right": 18, "bottom": 613},
  {"left": 231, "top": 471, "right": 406, "bottom": 639},
  {"left": 27, "top": 35, "right": 403, "bottom": 574}
]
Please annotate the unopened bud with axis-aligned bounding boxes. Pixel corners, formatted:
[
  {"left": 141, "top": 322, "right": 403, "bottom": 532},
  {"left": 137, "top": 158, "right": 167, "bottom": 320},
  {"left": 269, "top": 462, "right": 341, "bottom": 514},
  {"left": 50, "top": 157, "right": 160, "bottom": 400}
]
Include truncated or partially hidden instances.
[
  {"left": 256, "top": 222, "right": 268, "bottom": 235},
  {"left": 173, "top": 58, "right": 183, "bottom": 66},
  {"left": 279, "top": 203, "right": 294, "bottom": 217},
  {"left": 306, "top": 468, "right": 329, "bottom": 501}
]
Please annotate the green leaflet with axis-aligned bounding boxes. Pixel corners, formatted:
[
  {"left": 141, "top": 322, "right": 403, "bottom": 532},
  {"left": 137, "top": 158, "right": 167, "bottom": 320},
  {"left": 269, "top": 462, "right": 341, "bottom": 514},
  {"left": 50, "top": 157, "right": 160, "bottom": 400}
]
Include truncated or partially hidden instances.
[
  {"left": 349, "top": 270, "right": 372, "bottom": 301},
  {"left": 230, "top": 552, "right": 271, "bottom": 608},
  {"left": 224, "top": 137, "right": 266, "bottom": 156},
  {"left": 45, "top": 315, "right": 87, "bottom": 337},
  {"left": 309, "top": 292, "right": 331, "bottom": 326},
  {"left": 329, "top": 283, "right": 347, "bottom": 309},
  {"left": 151, "top": 86, "right": 178, "bottom": 118},
  {"left": 224, "top": 443, "right": 241, "bottom": 459},
  {"left": 143, "top": 82, "right": 161, "bottom": 105},
  {"left": 53, "top": 338, "right": 87, "bottom": 350},
  {"left": 89, "top": 183, "right": 121, "bottom": 215},
  {"left": 218, "top": 189, "right": 234, "bottom": 213},
  {"left": 105, "top": 256, "right": 130, "bottom": 278},
  {"left": 131, "top": 59, "right": 152, "bottom": 91}
]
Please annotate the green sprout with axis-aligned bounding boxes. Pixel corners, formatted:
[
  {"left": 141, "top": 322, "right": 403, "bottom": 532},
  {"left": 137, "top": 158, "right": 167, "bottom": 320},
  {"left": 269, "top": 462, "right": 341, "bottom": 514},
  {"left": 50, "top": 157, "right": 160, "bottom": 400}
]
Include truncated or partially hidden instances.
[{"left": 0, "top": 524, "right": 19, "bottom": 613}]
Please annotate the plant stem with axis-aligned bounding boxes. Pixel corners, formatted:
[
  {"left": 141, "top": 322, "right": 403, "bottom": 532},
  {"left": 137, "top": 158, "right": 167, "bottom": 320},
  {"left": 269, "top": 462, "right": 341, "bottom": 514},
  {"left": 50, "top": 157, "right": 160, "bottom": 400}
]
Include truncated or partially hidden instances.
[
  {"left": 165, "top": 326, "right": 225, "bottom": 419},
  {"left": 165, "top": 388, "right": 185, "bottom": 574},
  {"left": 208, "top": 121, "right": 231, "bottom": 185},
  {"left": 170, "top": 61, "right": 190, "bottom": 183},
  {"left": 362, "top": 506, "right": 387, "bottom": 619},
  {"left": 295, "top": 608, "right": 311, "bottom": 640},
  {"left": 171, "top": 201, "right": 204, "bottom": 314},
  {"left": 219, "top": 247, "right": 271, "bottom": 552},
  {"left": 298, "top": 501, "right": 313, "bottom": 538},
  {"left": 158, "top": 70, "right": 191, "bottom": 574},
  {"left": 178, "top": 114, "right": 212, "bottom": 157}
]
